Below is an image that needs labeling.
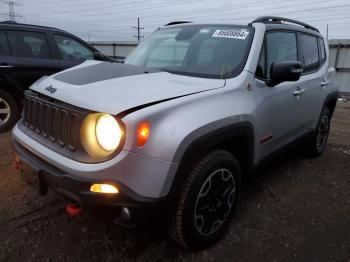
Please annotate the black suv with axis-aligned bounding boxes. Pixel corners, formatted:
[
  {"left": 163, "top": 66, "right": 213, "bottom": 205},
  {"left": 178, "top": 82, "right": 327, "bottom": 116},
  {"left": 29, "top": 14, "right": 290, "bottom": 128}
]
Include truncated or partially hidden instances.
[{"left": 0, "top": 21, "right": 110, "bottom": 132}]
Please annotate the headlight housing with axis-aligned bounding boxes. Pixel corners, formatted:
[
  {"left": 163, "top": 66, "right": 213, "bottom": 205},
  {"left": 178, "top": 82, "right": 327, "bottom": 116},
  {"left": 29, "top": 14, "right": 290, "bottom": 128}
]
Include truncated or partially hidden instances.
[{"left": 81, "top": 113, "right": 124, "bottom": 158}]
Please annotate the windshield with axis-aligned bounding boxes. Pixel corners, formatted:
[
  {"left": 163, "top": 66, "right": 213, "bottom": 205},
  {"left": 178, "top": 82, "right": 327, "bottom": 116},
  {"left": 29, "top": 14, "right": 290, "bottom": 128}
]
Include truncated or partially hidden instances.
[{"left": 125, "top": 24, "right": 254, "bottom": 79}]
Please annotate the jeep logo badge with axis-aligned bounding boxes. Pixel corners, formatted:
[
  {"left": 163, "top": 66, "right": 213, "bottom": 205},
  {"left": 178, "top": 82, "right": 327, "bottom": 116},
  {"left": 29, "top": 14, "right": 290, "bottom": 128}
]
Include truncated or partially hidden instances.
[{"left": 45, "top": 85, "right": 57, "bottom": 94}]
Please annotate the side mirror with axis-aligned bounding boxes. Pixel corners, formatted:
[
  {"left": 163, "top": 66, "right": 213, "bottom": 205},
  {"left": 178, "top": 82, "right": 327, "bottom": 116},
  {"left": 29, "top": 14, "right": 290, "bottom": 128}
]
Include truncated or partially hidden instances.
[
  {"left": 93, "top": 52, "right": 114, "bottom": 62},
  {"left": 93, "top": 51, "right": 105, "bottom": 61},
  {"left": 267, "top": 61, "right": 303, "bottom": 87}
]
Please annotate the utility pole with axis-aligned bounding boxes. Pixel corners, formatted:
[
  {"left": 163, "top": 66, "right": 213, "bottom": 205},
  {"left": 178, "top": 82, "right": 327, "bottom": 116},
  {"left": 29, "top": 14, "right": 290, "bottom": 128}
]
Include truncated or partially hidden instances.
[
  {"left": 326, "top": 24, "right": 329, "bottom": 40},
  {"left": 133, "top": 17, "right": 144, "bottom": 42},
  {"left": 2, "top": 1, "right": 22, "bottom": 22}
]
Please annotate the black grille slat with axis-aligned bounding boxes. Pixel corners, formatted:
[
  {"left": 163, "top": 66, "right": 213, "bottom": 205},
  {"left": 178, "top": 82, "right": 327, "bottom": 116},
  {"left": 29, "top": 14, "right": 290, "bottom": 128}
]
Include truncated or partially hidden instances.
[
  {"left": 42, "top": 104, "right": 49, "bottom": 138},
  {"left": 20, "top": 91, "right": 86, "bottom": 153},
  {"left": 36, "top": 101, "right": 43, "bottom": 134},
  {"left": 68, "top": 113, "right": 79, "bottom": 151},
  {"left": 27, "top": 98, "right": 33, "bottom": 129},
  {"left": 31, "top": 99, "right": 37, "bottom": 131},
  {"left": 51, "top": 106, "right": 60, "bottom": 143},
  {"left": 59, "top": 109, "right": 69, "bottom": 147}
]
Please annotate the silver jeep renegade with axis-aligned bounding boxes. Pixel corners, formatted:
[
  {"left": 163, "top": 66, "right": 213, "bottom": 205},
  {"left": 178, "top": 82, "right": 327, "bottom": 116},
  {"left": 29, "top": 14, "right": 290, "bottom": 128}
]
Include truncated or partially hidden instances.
[{"left": 12, "top": 17, "right": 338, "bottom": 249}]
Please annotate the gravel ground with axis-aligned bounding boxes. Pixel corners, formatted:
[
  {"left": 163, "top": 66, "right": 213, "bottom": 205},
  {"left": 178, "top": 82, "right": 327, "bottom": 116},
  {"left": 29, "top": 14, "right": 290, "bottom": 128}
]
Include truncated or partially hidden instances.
[{"left": 0, "top": 102, "right": 349, "bottom": 262}]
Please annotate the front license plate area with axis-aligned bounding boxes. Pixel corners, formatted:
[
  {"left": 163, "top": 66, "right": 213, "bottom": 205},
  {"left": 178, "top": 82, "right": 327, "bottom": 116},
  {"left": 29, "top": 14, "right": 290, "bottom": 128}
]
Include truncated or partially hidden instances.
[{"left": 20, "top": 160, "right": 48, "bottom": 195}]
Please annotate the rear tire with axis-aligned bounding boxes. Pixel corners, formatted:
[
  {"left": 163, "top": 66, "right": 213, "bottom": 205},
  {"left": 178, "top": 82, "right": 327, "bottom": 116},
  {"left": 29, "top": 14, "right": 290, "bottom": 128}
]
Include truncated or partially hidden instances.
[
  {"left": 169, "top": 150, "right": 241, "bottom": 249},
  {"left": 304, "top": 107, "right": 331, "bottom": 157},
  {"left": 0, "top": 89, "right": 20, "bottom": 133}
]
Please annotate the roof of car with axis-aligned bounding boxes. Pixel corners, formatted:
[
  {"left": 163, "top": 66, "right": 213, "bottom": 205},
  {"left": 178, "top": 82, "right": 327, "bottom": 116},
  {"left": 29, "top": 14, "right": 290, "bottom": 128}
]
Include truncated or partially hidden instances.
[{"left": 0, "top": 21, "right": 67, "bottom": 33}]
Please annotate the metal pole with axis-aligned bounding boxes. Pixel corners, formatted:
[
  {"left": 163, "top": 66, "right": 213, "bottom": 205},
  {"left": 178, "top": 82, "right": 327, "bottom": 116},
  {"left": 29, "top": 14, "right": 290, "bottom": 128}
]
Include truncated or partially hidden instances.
[
  {"left": 137, "top": 17, "right": 140, "bottom": 42},
  {"left": 133, "top": 17, "right": 144, "bottom": 42},
  {"left": 9, "top": 2, "right": 15, "bottom": 22}
]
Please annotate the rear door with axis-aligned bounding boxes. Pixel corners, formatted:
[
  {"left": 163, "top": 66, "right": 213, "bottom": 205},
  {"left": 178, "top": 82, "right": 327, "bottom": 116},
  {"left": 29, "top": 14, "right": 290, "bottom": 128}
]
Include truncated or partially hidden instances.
[
  {"left": 254, "top": 31, "right": 303, "bottom": 159},
  {"left": 51, "top": 34, "right": 95, "bottom": 69},
  {"left": 2, "top": 29, "right": 62, "bottom": 90},
  {"left": 297, "top": 34, "right": 327, "bottom": 129}
]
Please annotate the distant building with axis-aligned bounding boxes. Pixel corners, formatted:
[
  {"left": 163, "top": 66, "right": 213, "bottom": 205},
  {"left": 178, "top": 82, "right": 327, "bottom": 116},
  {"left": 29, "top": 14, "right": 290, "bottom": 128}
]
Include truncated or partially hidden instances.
[
  {"left": 89, "top": 41, "right": 138, "bottom": 62},
  {"left": 329, "top": 39, "right": 350, "bottom": 94}
]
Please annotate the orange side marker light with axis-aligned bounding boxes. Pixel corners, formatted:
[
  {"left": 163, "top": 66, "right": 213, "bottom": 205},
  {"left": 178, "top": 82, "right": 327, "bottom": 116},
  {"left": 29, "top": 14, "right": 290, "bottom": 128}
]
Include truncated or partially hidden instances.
[{"left": 137, "top": 122, "right": 150, "bottom": 147}]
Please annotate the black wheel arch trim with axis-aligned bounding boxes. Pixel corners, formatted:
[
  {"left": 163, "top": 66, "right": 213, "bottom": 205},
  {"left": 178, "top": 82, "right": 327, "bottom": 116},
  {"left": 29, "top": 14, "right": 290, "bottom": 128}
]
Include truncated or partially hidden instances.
[
  {"left": 166, "top": 121, "right": 254, "bottom": 197},
  {"left": 322, "top": 90, "right": 339, "bottom": 115},
  {"left": 0, "top": 78, "right": 23, "bottom": 99}
]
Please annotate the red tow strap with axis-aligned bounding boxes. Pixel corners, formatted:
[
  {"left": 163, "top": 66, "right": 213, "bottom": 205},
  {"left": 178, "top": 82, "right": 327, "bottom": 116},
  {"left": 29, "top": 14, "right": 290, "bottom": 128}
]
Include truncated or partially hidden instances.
[{"left": 66, "top": 203, "right": 83, "bottom": 217}]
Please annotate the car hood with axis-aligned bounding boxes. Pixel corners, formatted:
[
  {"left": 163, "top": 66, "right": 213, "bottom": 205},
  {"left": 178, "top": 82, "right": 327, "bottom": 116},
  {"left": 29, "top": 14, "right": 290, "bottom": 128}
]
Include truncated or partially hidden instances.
[{"left": 31, "top": 61, "right": 226, "bottom": 116}]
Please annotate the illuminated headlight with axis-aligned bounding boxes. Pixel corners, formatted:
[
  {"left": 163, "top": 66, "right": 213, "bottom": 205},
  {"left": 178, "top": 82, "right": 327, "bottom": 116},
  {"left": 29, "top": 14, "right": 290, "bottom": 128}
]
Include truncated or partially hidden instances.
[
  {"left": 96, "top": 114, "right": 122, "bottom": 151},
  {"left": 81, "top": 113, "right": 124, "bottom": 158}
]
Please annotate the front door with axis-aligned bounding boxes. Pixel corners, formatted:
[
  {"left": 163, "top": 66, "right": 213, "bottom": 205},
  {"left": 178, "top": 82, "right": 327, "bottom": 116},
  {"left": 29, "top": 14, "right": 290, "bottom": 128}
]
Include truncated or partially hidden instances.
[{"left": 254, "top": 31, "right": 304, "bottom": 160}]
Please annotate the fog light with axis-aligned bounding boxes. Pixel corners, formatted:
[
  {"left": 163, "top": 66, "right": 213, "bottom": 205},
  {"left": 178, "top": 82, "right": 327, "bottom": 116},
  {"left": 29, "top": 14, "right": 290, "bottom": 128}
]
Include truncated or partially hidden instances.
[
  {"left": 121, "top": 207, "right": 131, "bottom": 220},
  {"left": 90, "top": 184, "right": 119, "bottom": 194}
]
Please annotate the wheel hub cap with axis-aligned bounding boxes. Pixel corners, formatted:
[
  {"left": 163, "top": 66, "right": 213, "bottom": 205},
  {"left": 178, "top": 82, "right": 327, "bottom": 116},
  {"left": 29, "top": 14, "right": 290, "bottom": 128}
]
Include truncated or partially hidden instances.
[
  {"left": 316, "top": 114, "right": 330, "bottom": 151},
  {"left": 0, "top": 97, "right": 11, "bottom": 126},
  {"left": 194, "top": 168, "right": 236, "bottom": 236}
]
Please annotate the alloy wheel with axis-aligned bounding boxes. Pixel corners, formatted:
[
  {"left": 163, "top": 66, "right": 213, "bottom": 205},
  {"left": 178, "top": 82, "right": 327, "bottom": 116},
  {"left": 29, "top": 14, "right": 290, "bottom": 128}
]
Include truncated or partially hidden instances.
[
  {"left": 194, "top": 168, "right": 236, "bottom": 236},
  {"left": 316, "top": 114, "right": 330, "bottom": 152},
  {"left": 0, "top": 97, "right": 11, "bottom": 127}
]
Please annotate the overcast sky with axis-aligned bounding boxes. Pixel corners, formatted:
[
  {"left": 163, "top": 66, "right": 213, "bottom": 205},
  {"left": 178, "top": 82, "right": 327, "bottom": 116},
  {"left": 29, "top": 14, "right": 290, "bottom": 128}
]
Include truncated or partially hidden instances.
[{"left": 1, "top": 0, "right": 350, "bottom": 41}]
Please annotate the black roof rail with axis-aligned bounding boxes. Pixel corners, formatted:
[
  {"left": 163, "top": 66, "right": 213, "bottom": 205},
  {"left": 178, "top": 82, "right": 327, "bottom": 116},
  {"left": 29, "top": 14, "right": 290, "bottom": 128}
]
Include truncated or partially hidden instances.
[
  {"left": 164, "top": 21, "right": 192, "bottom": 26},
  {"left": 249, "top": 16, "right": 319, "bottom": 33}
]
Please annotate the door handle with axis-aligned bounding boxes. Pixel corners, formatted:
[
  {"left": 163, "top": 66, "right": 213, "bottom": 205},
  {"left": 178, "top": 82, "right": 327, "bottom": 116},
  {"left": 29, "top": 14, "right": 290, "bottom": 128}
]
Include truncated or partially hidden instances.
[
  {"left": 320, "top": 80, "right": 329, "bottom": 86},
  {"left": 293, "top": 88, "right": 306, "bottom": 96}
]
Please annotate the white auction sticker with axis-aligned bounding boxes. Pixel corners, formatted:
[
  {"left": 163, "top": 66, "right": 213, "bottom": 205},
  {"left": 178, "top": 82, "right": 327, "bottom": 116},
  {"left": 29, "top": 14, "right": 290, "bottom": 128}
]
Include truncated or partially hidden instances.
[{"left": 212, "top": 29, "right": 250, "bottom": 40}]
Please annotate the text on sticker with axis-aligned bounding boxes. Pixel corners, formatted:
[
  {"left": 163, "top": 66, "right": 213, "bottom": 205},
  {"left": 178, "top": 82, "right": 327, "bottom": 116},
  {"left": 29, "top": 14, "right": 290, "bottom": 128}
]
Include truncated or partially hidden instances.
[{"left": 212, "top": 29, "right": 249, "bottom": 40}]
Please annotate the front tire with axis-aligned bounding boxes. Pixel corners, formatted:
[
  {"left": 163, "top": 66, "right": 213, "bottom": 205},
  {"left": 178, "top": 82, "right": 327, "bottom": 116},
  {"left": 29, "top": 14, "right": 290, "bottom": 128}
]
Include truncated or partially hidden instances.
[
  {"left": 305, "top": 107, "right": 332, "bottom": 157},
  {"left": 169, "top": 150, "right": 241, "bottom": 249}
]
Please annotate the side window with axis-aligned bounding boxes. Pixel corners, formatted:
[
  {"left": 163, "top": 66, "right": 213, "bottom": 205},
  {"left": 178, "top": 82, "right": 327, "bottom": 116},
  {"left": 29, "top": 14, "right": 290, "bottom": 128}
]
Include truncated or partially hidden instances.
[
  {"left": 0, "top": 31, "right": 10, "bottom": 56},
  {"left": 54, "top": 34, "right": 94, "bottom": 61},
  {"left": 256, "top": 42, "right": 266, "bottom": 79},
  {"left": 7, "top": 31, "right": 50, "bottom": 59},
  {"left": 318, "top": 38, "right": 326, "bottom": 64},
  {"left": 298, "top": 34, "right": 319, "bottom": 72},
  {"left": 266, "top": 32, "right": 297, "bottom": 79}
]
